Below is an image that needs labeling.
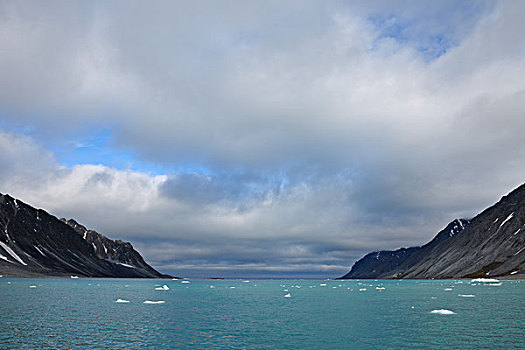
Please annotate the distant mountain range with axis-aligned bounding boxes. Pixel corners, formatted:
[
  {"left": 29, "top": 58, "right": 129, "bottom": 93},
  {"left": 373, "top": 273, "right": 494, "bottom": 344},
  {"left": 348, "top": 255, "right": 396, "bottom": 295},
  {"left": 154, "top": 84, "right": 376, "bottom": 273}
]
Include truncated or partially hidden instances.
[
  {"left": 0, "top": 193, "right": 167, "bottom": 278},
  {"left": 341, "top": 183, "right": 525, "bottom": 279}
]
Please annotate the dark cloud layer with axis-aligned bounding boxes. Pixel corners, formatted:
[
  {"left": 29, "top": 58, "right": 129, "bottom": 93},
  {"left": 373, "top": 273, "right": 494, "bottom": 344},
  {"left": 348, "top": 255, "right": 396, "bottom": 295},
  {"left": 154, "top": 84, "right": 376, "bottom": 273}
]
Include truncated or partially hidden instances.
[{"left": 0, "top": 1, "right": 524, "bottom": 277}]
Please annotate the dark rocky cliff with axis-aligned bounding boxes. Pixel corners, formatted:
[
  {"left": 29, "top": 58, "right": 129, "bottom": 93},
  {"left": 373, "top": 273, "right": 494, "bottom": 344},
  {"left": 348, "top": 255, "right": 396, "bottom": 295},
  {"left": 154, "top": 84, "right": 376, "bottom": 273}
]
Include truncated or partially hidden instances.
[
  {"left": 341, "top": 184, "right": 525, "bottom": 279},
  {"left": 0, "top": 193, "right": 166, "bottom": 278}
]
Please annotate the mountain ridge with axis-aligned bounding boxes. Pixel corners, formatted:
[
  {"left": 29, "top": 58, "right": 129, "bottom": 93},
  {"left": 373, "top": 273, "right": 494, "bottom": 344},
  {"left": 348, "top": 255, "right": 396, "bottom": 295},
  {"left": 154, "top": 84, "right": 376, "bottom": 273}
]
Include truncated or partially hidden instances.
[
  {"left": 0, "top": 193, "right": 168, "bottom": 278},
  {"left": 340, "top": 184, "right": 525, "bottom": 279}
]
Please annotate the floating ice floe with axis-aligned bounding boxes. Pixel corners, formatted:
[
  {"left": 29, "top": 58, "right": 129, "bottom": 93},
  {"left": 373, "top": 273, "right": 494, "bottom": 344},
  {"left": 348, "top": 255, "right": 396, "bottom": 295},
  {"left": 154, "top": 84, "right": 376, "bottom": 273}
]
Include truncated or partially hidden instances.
[
  {"left": 430, "top": 309, "right": 456, "bottom": 315},
  {"left": 155, "top": 285, "right": 169, "bottom": 291},
  {"left": 471, "top": 278, "right": 499, "bottom": 283},
  {"left": 458, "top": 294, "right": 475, "bottom": 298},
  {"left": 284, "top": 293, "right": 291, "bottom": 298},
  {"left": 115, "top": 299, "right": 130, "bottom": 303},
  {"left": 143, "top": 300, "right": 165, "bottom": 304}
]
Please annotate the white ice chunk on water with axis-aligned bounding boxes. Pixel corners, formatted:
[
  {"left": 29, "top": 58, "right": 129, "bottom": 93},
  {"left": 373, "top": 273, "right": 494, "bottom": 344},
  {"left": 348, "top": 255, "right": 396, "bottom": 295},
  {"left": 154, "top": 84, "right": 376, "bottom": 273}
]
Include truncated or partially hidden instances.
[
  {"left": 471, "top": 278, "right": 499, "bottom": 283},
  {"left": 143, "top": 300, "right": 165, "bottom": 304},
  {"left": 115, "top": 299, "right": 130, "bottom": 303},
  {"left": 155, "top": 285, "right": 169, "bottom": 291},
  {"left": 430, "top": 309, "right": 456, "bottom": 315},
  {"left": 0, "top": 241, "right": 27, "bottom": 265}
]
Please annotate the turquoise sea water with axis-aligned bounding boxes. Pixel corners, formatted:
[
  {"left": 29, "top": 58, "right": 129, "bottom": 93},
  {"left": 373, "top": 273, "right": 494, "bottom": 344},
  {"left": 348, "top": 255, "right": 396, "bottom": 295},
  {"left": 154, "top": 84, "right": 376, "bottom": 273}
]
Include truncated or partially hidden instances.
[{"left": 0, "top": 278, "right": 523, "bottom": 349}]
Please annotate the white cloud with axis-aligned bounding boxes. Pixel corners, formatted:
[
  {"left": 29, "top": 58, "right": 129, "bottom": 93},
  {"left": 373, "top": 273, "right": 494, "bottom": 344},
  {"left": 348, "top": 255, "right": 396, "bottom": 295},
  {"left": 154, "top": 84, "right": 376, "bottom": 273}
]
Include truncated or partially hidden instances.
[{"left": 0, "top": 1, "right": 524, "bottom": 276}]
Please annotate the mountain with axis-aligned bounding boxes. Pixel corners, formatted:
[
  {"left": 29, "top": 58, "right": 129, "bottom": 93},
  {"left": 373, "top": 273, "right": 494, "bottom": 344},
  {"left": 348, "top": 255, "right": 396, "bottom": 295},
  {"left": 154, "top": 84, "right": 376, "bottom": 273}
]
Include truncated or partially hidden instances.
[
  {"left": 341, "top": 184, "right": 525, "bottom": 279},
  {"left": 0, "top": 193, "right": 167, "bottom": 278}
]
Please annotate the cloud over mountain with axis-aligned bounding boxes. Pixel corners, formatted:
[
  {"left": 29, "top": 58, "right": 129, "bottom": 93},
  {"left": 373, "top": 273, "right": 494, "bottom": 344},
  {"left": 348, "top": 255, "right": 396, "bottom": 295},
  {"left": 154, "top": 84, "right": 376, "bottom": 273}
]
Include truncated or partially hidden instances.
[{"left": 0, "top": 1, "right": 524, "bottom": 277}]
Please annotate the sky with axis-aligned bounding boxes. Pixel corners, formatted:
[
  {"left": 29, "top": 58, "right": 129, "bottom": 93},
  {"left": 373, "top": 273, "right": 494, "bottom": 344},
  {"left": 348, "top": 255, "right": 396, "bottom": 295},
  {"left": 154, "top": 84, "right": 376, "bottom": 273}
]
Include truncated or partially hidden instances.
[{"left": 1, "top": 0, "right": 525, "bottom": 278}]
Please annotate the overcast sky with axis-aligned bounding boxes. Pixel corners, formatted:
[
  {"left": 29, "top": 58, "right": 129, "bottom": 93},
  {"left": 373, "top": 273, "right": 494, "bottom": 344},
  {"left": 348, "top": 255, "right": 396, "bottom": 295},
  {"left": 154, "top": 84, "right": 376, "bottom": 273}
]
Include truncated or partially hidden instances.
[{"left": 1, "top": 0, "right": 524, "bottom": 278}]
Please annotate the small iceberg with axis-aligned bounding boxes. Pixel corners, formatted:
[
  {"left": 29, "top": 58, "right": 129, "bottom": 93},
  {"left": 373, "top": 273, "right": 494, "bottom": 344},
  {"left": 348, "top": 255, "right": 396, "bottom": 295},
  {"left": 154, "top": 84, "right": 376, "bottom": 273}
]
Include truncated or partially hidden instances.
[
  {"left": 284, "top": 293, "right": 291, "bottom": 298},
  {"left": 115, "top": 299, "right": 130, "bottom": 303},
  {"left": 458, "top": 294, "right": 475, "bottom": 298},
  {"left": 155, "top": 285, "right": 169, "bottom": 291},
  {"left": 143, "top": 300, "right": 165, "bottom": 304},
  {"left": 430, "top": 309, "right": 456, "bottom": 315},
  {"left": 471, "top": 278, "right": 499, "bottom": 283}
]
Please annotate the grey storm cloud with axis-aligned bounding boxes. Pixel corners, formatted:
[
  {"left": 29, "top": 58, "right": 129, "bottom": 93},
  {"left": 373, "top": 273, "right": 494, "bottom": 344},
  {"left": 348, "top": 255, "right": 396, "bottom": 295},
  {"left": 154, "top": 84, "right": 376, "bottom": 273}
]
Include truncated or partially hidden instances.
[{"left": 0, "top": 0, "right": 525, "bottom": 277}]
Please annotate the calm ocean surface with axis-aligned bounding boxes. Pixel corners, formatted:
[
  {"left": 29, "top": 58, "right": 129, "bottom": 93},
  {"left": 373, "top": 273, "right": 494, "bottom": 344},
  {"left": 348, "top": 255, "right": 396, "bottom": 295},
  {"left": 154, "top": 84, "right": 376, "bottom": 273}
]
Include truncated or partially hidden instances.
[{"left": 0, "top": 278, "right": 523, "bottom": 349}]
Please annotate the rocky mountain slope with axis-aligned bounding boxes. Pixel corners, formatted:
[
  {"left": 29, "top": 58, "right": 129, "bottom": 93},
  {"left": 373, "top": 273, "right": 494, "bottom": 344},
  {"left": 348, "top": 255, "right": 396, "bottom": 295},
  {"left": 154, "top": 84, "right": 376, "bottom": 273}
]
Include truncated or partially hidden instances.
[
  {"left": 0, "top": 193, "right": 166, "bottom": 278},
  {"left": 341, "top": 184, "right": 525, "bottom": 279}
]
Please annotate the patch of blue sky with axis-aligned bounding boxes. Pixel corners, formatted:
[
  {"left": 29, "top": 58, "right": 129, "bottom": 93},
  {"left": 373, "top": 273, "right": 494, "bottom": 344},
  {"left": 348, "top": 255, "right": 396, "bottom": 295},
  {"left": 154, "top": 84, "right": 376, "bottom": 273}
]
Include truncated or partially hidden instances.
[
  {"left": 366, "top": 1, "right": 493, "bottom": 61},
  {"left": 50, "top": 128, "right": 211, "bottom": 176},
  {"left": 368, "top": 14, "right": 455, "bottom": 61}
]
